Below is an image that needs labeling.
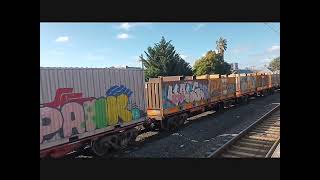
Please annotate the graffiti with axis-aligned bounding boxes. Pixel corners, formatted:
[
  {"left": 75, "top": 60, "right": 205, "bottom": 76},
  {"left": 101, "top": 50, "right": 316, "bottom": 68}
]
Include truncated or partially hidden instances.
[
  {"left": 227, "top": 84, "right": 236, "bottom": 94},
  {"left": 106, "top": 85, "right": 133, "bottom": 97},
  {"left": 248, "top": 76, "right": 256, "bottom": 88},
  {"left": 210, "top": 79, "right": 236, "bottom": 98},
  {"left": 240, "top": 76, "right": 256, "bottom": 92},
  {"left": 163, "top": 81, "right": 208, "bottom": 109},
  {"left": 107, "top": 94, "right": 132, "bottom": 125},
  {"left": 40, "top": 86, "right": 143, "bottom": 144}
]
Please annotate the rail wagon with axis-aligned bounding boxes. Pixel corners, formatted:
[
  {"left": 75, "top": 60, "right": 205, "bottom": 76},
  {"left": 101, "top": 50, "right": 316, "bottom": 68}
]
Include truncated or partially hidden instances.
[
  {"left": 40, "top": 68, "right": 280, "bottom": 158},
  {"left": 268, "top": 73, "right": 278, "bottom": 89},
  {"left": 145, "top": 76, "right": 209, "bottom": 130},
  {"left": 271, "top": 73, "right": 280, "bottom": 88},
  {"left": 40, "top": 67, "right": 146, "bottom": 158},
  {"left": 197, "top": 74, "right": 236, "bottom": 107},
  {"left": 256, "top": 73, "right": 270, "bottom": 95},
  {"left": 229, "top": 73, "right": 257, "bottom": 101}
]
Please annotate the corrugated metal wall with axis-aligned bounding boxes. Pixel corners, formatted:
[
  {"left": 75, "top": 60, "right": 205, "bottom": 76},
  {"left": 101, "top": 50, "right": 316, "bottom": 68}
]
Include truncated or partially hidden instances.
[
  {"left": 40, "top": 67, "right": 146, "bottom": 147},
  {"left": 40, "top": 67, "right": 145, "bottom": 111}
]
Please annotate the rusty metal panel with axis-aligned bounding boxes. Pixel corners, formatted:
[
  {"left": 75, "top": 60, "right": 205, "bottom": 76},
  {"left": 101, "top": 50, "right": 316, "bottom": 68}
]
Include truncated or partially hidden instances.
[
  {"left": 208, "top": 77, "right": 221, "bottom": 102},
  {"left": 148, "top": 78, "right": 160, "bottom": 82},
  {"left": 207, "top": 75, "right": 236, "bottom": 102},
  {"left": 277, "top": 73, "right": 280, "bottom": 86},
  {"left": 247, "top": 74, "right": 256, "bottom": 92},
  {"left": 147, "top": 83, "right": 152, "bottom": 108},
  {"left": 223, "top": 76, "right": 236, "bottom": 99},
  {"left": 162, "top": 76, "right": 183, "bottom": 82},
  {"left": 239, "top": 76, "right": 249, "bottom": 94},
  {"left": 271, "top": 73, "right": 280, "bottom": 87},
  {"left": 256, "top": 73, "right": 269, "bottom": 91},
  {"left": 235, "top": 74, "right": 257, "bottom": 95},
  {"left": 40, "top": 67, "right": 146, "bottom": 150},
  {"left": 154, "top": 83, "right": 159, "bottom": 108},
  {"left": 143, "top": 82, "right": 161, "bottom": 109}
]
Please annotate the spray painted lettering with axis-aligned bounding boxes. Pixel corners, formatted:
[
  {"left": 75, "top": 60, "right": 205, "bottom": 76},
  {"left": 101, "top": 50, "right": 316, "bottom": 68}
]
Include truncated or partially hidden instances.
[
  {"left": 40, "top": 86, "right": 143, "bottom": 144},
  {"left": 163, "top": 81, "right": 209, "bottom": 109}
]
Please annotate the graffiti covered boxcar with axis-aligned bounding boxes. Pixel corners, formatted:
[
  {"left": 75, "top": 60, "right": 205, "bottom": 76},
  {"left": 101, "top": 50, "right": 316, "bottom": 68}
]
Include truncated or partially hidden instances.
[
  {"left": 145, "top": 76, "right": 209, "bottom": 130},
  {"left": 40, "top": 67, "right": 146, "bottom": 158},
  {"left": 256, "top": 73, "right": 270, "bottom": 95},
  {"left": 229, "top": 73, "right": 257, "bottom": 98},
  {"left": 270, "top": 73, "right": 280, "bottom": 89}
]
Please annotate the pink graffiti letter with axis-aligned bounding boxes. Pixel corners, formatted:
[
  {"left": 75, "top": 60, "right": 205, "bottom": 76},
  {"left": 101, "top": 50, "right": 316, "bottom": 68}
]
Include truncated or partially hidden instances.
[
  {"left": 61, "top": 102, "right": 85, "bottom": 138},
  {"left": 40, "top": 107, "right": 63, "bottom": 143}
]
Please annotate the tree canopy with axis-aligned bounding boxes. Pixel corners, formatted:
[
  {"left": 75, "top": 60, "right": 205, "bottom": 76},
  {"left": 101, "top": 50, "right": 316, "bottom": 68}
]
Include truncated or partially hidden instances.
[
  {"left": 193, "top": 50, "right": 231, "bottom": 76},
  {"left": 140, "top": 37, "right": 193, "bottom": 80},
  {"left": 193, "top": 37, "right": 231, "bottom": 76},
  {"left": 216, "top": 37, "right": 227, "bottom": 58},
  {"left": 268, "top": 56, "right": 280, "bottom": 71}
]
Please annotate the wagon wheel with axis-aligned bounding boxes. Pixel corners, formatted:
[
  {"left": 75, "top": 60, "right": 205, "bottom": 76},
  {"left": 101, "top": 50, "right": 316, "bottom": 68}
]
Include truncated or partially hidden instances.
[
  {"left": 92, "top": 139, "right": 109, "bottom": 157},
  {"left": 219, "top": 102, "right": 225, "bottom": 112},
  {"left": 235, "top": 97, "right": 242, "bottom": 105},
  {"left": 167, "top": 117, "right": 178, "bottom": 132},
  {"left": 271, "top": 89, "right": 275, "bottom": 94},
  {"left": 120, "top": 137, "right": 129, "bottom": 149},
  {"left": 242, "top": 96, "right": 248, "bottom": 103},
  {"left": 126, "top": 129, "right": 139, "bottom": 145},
  {"left": 178, "top": 113, "right": 188, "bottom": 126},
  {"left": 246, "top": 95, "right": 250, "bottom": 103}
]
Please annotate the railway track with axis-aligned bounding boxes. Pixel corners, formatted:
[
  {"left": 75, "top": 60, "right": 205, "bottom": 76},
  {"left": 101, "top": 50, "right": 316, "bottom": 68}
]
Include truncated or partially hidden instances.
[{"left": 208, "top": 104, "right": 280, "bottom": 158}]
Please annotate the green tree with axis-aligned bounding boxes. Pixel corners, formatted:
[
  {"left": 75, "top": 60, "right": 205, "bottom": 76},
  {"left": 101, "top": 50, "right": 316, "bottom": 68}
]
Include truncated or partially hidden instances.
[
  {"left": 268, "top": 56, "right": 280, "bottom": 71},
  {"left": 216, "top": 37, "right": 227, "bottom": 59},
  {"left": 139, "top": 37, "right": 192, "bottom": 80},
  {"left": 193, "top": 50, "right": 231, "bottom": 76}
]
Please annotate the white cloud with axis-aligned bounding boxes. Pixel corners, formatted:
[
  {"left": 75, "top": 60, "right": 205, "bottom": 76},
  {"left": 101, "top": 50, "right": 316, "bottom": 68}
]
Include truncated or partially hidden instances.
[
  {"left": 118, "top": 23, "right": 152, "bottom": 31},
  {"left": 117, "top": 33, "right": 129, "bottom": 39},
  {"left": 193, "top": 23, "right": 206, "bottom": 31},
  {"left": 267, "top": 45, "right": 280, "bottom": 52},
  {"left": 55, "top": 36, "right": 69, "bottom": 42},
  {"left": 120, "top": 23, "right": 131, "bottom": 31}
]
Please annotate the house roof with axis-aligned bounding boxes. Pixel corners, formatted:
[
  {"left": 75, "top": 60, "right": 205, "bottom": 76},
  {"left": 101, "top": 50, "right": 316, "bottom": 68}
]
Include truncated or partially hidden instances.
[{"left": 232, "top": 69, "right": 254, "bottom": 74}]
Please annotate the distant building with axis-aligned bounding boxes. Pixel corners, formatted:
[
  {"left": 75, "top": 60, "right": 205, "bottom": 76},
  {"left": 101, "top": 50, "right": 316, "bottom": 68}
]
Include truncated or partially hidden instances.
[
  {"left": 232, "top": 69, "right": 254, "bottom": 74},
  {"left": 230, "top": 63, "right": 239, "bottom": 70},
  {"left": 125, "top": 66, "right": 143, "bottom": 70},
  {"left": 109, "top": 65, "right": 142, "bottom": 70},
  {"left": 257, "top": 67, "right": 273, "bottom": 73}
]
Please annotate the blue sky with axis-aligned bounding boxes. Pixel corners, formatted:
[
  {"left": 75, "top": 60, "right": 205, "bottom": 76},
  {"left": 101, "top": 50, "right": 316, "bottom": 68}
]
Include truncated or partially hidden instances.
[{"left": 40, "top": 23, "right": 280, "bottom": 69}]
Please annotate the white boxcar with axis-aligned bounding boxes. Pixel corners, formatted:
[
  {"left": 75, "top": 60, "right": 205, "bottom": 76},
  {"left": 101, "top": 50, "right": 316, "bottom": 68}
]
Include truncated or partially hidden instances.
[{"left": 40, "top": 67, "right": 146, "bottom": 153}]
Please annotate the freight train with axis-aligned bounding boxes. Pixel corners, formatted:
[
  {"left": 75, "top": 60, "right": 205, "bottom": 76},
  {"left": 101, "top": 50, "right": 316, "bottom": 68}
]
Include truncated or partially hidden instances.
[{"left": 40, "top": 67, "right": 280, "bottom": 158}]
